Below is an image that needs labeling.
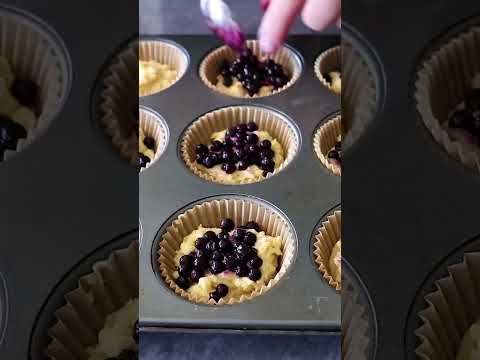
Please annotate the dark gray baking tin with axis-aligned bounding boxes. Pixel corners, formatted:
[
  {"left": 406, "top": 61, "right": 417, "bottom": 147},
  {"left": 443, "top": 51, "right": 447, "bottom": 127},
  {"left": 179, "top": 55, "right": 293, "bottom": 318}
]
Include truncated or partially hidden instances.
[{"left": 139, "top": 35, "right": 341, "bottom": 331}]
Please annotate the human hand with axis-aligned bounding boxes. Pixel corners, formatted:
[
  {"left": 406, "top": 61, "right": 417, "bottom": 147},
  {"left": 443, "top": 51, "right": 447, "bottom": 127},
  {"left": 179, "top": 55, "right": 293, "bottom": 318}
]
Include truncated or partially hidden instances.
[{"left": 258, "top": 0, "right": 341, "bottom": 53}]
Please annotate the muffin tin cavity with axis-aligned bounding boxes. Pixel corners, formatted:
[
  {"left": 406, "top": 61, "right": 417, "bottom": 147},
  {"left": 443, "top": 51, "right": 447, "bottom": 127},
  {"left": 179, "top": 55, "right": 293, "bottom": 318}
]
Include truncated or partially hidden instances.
[
  {"left": 0, "top": 272, "right": 7, "bottom": 346},
  {"left": 315, "top": 46, "right": 341, "bottom": 95},
  {"left": 153, "top": 195, "right": 298, "bottom": 306},
  {"left": 314, "top": 113, "right": 342, "bottom": 176},
  {"left": 139, "top": 39, "right": 190, "bottom": 96},
  {"left": 199, "top": 40, "right": 303, "bottom": 98},
  {"left": 343, "top": 260, "right": 378, "bottom": 360},
  {"left": 404, "top": 234, "right": 480, "bottom": 360},
  {"left": 28, "top": 231, "right": 138, "bottom": 360},
  {"left": 139, "top": 106, "right": 169, "bottom": 170},
  {"left": 0, "top": 4, "right": 71, "bottom": 162},
  {"left": 180, "top": 105, "right": 300, "bottom": 185},
  {"left": 415, "top": 26, "right": 480, "bottom": 173},
  {"left": 342, "top": 27, "right": 384, "bottom": 151}
]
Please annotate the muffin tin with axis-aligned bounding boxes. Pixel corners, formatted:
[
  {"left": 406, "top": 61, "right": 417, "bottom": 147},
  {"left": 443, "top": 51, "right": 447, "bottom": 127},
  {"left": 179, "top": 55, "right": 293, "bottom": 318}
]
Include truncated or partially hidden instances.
[
  {"left": 343, "top": 2, "right": 480, "bottom": 359},
  {"left": 139, "top": 35, "right": 341, "bottom": 330}
]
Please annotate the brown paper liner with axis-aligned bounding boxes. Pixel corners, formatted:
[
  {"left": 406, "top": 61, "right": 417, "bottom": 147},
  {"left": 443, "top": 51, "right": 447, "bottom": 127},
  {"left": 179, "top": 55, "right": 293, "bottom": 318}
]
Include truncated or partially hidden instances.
[
  {"left": 415, "top": 252, "right": 480, "bottom": 360},
  {"left": 158, "top": 197, "right": 297, "bottom": 305},
  {"left": 139, "top": 107, "right": 168, "bottom": 171},
  {"left": 99, "top": 41, "right": 138, "bottom": 165},
  {"left": 313, "top": 210, "right": 341, "bottom": 291},
  {"left": 415, "top": 27, "right": 480, "bottom": 173},
  {"left": 314, "top": 114, "right": 342, "bottom": 176},
  {"left": 180, "top": 105, "right": 299, "bottom": 185},
  {"left": 342, "top": 39, "right": 378, "bottom": 150},
  {"left": 199, "top": 40, "right": 302, "bottom": 98},
  {"left": 46, "top": 241, "right": 139, "bottom": 360},
  {"left": 0, "top": 7, "right": 71, "bottom": 161},
  {"left": 139, "top": 40, "right": 189, "bottom": 97},
  {"left": 315, "top": 46, "right": 341, "bottom": 94}
]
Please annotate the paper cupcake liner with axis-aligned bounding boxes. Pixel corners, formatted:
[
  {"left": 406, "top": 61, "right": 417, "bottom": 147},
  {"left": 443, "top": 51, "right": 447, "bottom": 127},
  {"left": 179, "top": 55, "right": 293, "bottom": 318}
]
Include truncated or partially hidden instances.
[
  {"left": 342, "top": 38, "right": 378, "bottom": 150},
  {"left": 314, "top": 114, "right": 342, "bottom": 176},
  {"left": 342, "top": 279, "right": 370, "bottom": 360},
  {"left": 180, "top": 105, "right": 299, "bottom": 185},
  {"left": 139, "top": 39, "right": 189, "bottom": 97},
  {"left": 315, "top": 46, "right": 341, "bottom": 94},
  {"left": 199, "top": 40, "right": 302, "bottom": 98},
  {"left": 99, "top": 40, "right": 138, "bottom": 165},
  {"left": 415, "top": 27, "right": 480, "bottom": 173},
  {"left": 139, "top": 106, "right": 169, "bottom": 171},
  {"left": 415, "top": 252, "right": 480, "bottom": 360},
  {"left": 313, "top": 210, "right": 341, "bottom": 291},
  {"left": 46, "top": 241, "right": 139, "bottom": 359},
  {"left": 157, "top": 197, "right": 297, "bottom": 305},
  {"left": 0, "top": 6, "right": 71, "bottom": 161}
]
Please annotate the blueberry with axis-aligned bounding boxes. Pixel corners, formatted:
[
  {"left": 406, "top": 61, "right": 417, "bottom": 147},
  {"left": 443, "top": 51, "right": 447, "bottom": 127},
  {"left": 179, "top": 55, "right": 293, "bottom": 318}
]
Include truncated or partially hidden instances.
[
  {"left": 324, "top": 72, "right": 332, "bottom": 83},
  {"left": 205, "top": 240, "right": 218, "bottom": 253},
  {"left": 210, "top": 140, "right": 224, "bottom": 152},
  {"left": 247, "top": 256, "right": 263, "bottom": 269},
  {"left": 178, "top": 263, "right": 191, "bottom": 277},
  {"left": 260, "top": 148, "right": 274, "bottom": 159},
  {"left": 223, "top": 76, "right": 233, "bottom": 87},
  {"left": 190, "top": 268, "right": 204, "bottom": 282},
  {"left": 246, "top": 133, "right": 259, "bottom": 144},
  {"left": 233, "top": 147, "right": 246, "bottom": 160},
  {"left": 179, "top": 255, "right": 193, "bottom": 267},
  {"left": 204, "top": 231, "right": 218, "bottom": 241},
  {"left": 247, "top": 122, "right": 258, "bottom": 132},
  {"left": 0, "top": 115, "right": 26, "bottom": 150},
  {"left": 245, "top": 221, "right": 261, "bottom": 232},
  {"left": 220, "top": 218, "right": 235, "bottom": 231},
  {"left": 273, "top": 76, "right": 285, "bottom": 88},
  {"left": 175, "top": 276, "right": 190, "bottom": 290},
  {"left": 202, "top": 154, "right": 217, "bottom": 168},
  {"left": 248, "top": 268, "right": 262, "bottom": 281},
  {"left": 247, "top": 144, "right": 259, "bottom": 155},
  {"left": 221, "top": 149, "right": 234, "bottom": 163},
  {"left": 216, "top": 284, "right": 229, "bottom": 298},
  {"left": 209, "top": 260, "right": 224, "bottom": 274},
  {"left": 236, "top": 124, "right": 248, "bottom": 133},
  {"left": 245, "top": 82, "right": 258, "bottom": 96},
  {"left": 328, "top": 150, "right": 340, "bottom": 161},
  {"left": 234, "top": 264, "right": 248, "bottom": 277},
  {"left": 449, "top": 109, "right": 472, "bottom": 129},
  {"left": 237, "top": 159, "right": 250, "bottom": 171},
  {"left": 138, "top": 154, "right": 151, "bottom": 168},
  {"left": 193, "top": 255, "right": 208, "bottom": 270},
  {"left": 244, "top": 232, "right": 257, "bottom": 246},
  {"left": 143, "top": 136, "right": 156, "bottom": 150},
  {"left": 196, "top": 153, "right": 206, "bottom": 164},
  {"left": 466, "top": 89, "right": 480, "bottom": 112},
  {"left": 211, "top": 250, "right": 224, "bottom": 261},
  {"left": 10, "top": 78, "right": 37, "bottom": 107},
  {"left": 195, "top": 236, "right": 208, "bottom": 250},
  {"left": 234, "top": 243, "right": 251, "bottom": 260},
  {"left": 222, "top": 254, "right": 236, "bottom": 270},
  {"left": 222, "top": 162, "right": 236, "bottom": 174},
  {"left": 195, "top": 144, "right": 209, "bottom": 154},
  {"left": 218, "top": 231, "right": 230, "bottom": 241},
  {"left": 218, "top": 239, "right": 232, "bottom": 253},
  {"left": 232, "top": 228, "right": 246, "bottom": 241},
  {"left": 334, "top": 141, "right": 341, "bottom": 152},
  {"left": 260, "top": 157, "right": 275, "bottom": 171},
  {"left": 209, "top": 290, "right": 222, "bottom": 302},
  {"left": 260, "top": 139, "right": 271, "bottom": 149},
  {"left": 225, "top": 128, "right": 236, "bottom": 139}
]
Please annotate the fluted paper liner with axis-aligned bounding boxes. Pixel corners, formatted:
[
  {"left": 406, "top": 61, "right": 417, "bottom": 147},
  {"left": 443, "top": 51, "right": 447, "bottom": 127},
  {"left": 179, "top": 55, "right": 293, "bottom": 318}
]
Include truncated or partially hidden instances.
[
  {"left": 314, "top": 114, "right": 342, "bottom": 176},
  {"left": 315, "top": 46, "right": 341, "bottom": 94},
  {"left": 342, "top": 39, "right": 378, "bottom": 150},
  {"left": 100, "top": 41, "right": 138, "bottom": 165},
  {"left": 180, "top": 105, "right": 299, "bottom": 185},
  {"left": 415, "top": 27, "right": 480, "bottom": 172},
  {"left": 313, "top": 210, "right": 341, "bottom": 291},
  {"left": 343, "top": 275, "right": 371, "bottom": 360},
  {"left": 0, "top": 7, "right": 70, "bottom": 161},
  {"left": 139, "top": 107, "right": 168, "bottom": 171},
  {"left": 416, "top": 252, "right": 480, "bottom": 360},
  {"left": 199, "top": 40, "right": 302, "bottom": 98},
  {"left": 46, "top": 241, "right": 139, "bottom": 360},
  {"left": 139, "top": 39, "right": 189, "bottom": 97},
  {"left": 158, "top": 197, "right": 297, "bottom": 305}
]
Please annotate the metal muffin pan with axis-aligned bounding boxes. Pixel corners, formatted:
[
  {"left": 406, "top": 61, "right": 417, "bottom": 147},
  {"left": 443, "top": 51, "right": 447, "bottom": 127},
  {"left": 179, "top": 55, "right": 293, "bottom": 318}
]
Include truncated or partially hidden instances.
[{"left": 139, "top": 35, "right": 341, "bottom": 330}]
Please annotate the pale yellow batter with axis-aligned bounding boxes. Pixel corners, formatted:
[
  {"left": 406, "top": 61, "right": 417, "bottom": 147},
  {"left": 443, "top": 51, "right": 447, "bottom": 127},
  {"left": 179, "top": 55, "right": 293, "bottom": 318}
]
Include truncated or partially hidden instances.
[
  {"left": 139, "top": 127, "right": 155, "bottom": 160},
  {"left": 197, "top": 129, "right": 285, "bottom": 184},
  {"left": 457, "top": 321, "right": 480, "bottom": 360},
  {"left": 139, "top": 60, "right": 177, "bottom": 96},
  {"left": 215, "top": 75, "right": 274, "bottom": 97},
  {"left": 174, "top": 225, "right": 283, "bottom": 302},
  {"left": 0, "top": 56, "right": 37, "bottom": 130},
  {"left": 329, "top": 71, "right": 341, "bottom": 94},
  {"left": 87, "top": 298, "right": 138, "bottom": 360},
  {"left": 329, "top": 239, "right": 341, "bottom": 284}
]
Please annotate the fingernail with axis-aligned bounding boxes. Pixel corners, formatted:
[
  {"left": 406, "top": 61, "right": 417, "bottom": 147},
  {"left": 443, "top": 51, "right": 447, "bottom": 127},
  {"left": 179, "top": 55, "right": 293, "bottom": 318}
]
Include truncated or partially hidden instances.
[{"left": 259, "top": 31, "right": 278, "bottom": 54}]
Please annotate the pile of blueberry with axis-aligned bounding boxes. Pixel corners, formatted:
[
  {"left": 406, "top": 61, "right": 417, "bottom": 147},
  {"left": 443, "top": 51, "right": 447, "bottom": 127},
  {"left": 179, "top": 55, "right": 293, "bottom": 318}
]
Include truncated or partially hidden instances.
[
  {"left": 138, "top": 134, "right": 156, "bottom": 168},
  {"left": 327, "top": 140, "right": 341, "bottom": 165},
  {"left": 219, "top": 48, "right": 289, "bottom": 96},
  {"left": 175, "top": 218, "right": 266, "bottom": 302},
  {"left": 195, "top": 121, "right": 276, "bottom": 177},
  {"left": 449, "top": 88, "right": 480, "bottom": 143},
  {"left": 0, "top": 78, "right": 37, "bottom": 160}
]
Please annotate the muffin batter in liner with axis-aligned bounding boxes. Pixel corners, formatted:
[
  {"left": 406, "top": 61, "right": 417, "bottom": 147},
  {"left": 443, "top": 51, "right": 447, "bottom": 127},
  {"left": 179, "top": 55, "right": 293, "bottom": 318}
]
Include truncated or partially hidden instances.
[
  {"left": 313, "top": 114, "right": 342, "bottom": 176},
  {"left": 180, "top": 105, "right": 299, "bottom": 185},
  {"left": 315, "top": 46, "right": 341, "bottom": 95},
  {"left": 199, "top": 40, "right": 302, "bottom": 98},
  {"left": 157, "top": 197, "right": 297, "bottom": 305}
]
